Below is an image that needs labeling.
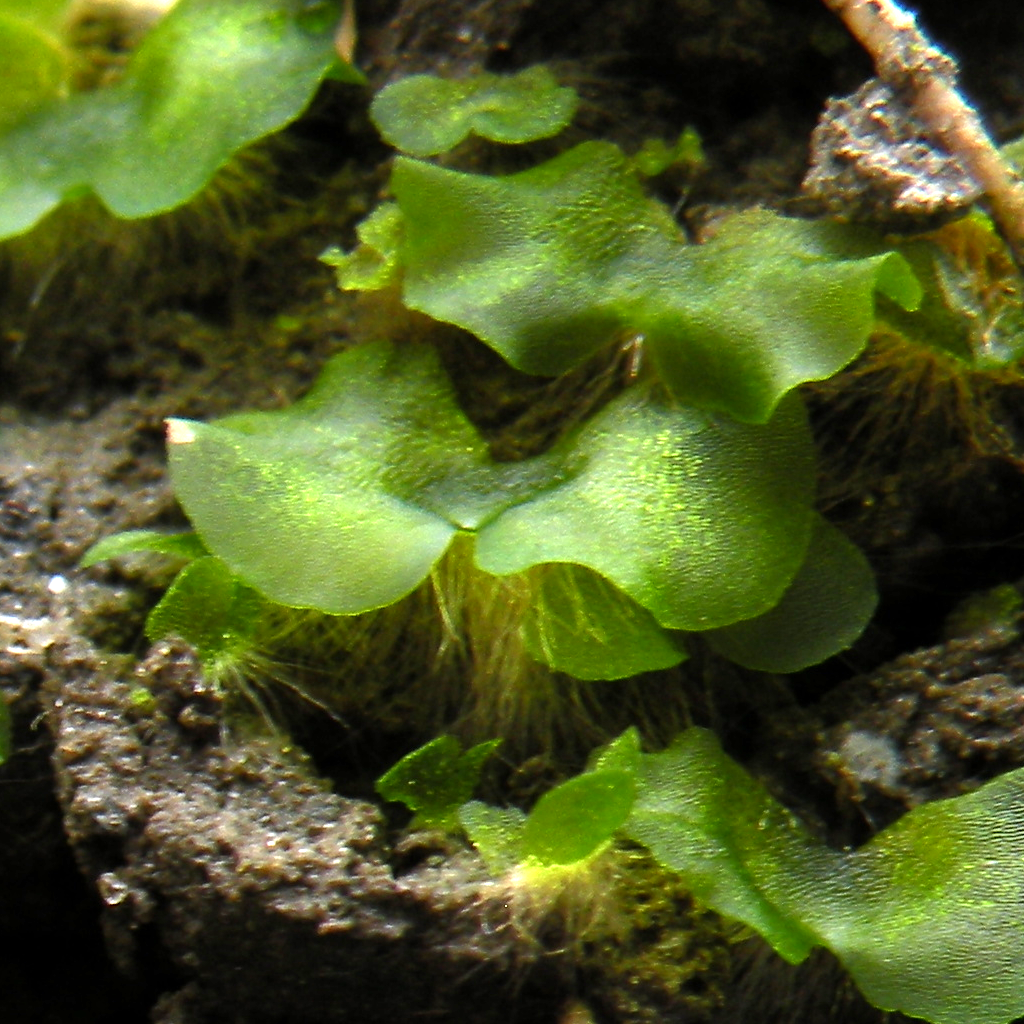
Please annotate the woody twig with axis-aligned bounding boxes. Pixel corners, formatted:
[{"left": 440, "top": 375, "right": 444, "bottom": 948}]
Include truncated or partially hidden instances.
[{"left": 821, "top": 0, "right": 1024, "bottom": 268}]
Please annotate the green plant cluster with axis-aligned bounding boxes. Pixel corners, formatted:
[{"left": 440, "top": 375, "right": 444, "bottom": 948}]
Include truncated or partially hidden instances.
[
  {"left": 80, "top": 63, "right": 1024, "bottom": 1024},
  {"left": 0, "top": 0, "right": 361, "bottom": 239},
  {"left": 381, "top": 728, "right": 1024, "bottom": 1024},
  {"left": 88, "top": 65, "right": 930, "bottom": 678},
  {"left": 144, "top": 339, "right": 874, "bottom": 678}
]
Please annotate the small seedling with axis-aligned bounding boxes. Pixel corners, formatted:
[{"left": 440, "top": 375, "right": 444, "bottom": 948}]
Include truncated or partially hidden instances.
[{"left": 376, "top": 734, "right": 501, "bottom": 830}]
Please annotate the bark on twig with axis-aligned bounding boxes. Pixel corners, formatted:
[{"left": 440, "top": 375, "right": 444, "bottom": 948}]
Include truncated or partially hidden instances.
[{"left": 822, "top": 0, "right": 1024, "bottom": 268}]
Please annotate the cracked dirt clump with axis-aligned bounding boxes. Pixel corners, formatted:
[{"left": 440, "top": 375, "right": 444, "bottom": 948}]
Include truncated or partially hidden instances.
[
  {"left": 815, "top": 622, "right": 1024, "bottom": 829},
  {"left": 46, "top": 637, "right": 566, "bottom": 1024}
]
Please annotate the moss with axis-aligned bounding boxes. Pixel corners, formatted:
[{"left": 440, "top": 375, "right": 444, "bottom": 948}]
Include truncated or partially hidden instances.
[{"left": 581, "top": 847, "right": 734, "bottom": 1024}]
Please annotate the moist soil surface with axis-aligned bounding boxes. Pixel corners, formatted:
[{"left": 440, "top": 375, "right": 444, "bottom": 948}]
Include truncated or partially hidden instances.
[{"left": 5, "top": 2, "right": 1024, "bottom": 1023}]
